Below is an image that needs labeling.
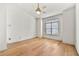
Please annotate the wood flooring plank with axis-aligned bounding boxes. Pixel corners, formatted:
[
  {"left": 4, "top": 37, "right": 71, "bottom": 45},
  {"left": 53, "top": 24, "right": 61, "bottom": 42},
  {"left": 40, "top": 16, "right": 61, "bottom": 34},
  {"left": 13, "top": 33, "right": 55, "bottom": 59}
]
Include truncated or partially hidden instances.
[{"left": 0, "top": 38, "right": 78, "bottom": 56}]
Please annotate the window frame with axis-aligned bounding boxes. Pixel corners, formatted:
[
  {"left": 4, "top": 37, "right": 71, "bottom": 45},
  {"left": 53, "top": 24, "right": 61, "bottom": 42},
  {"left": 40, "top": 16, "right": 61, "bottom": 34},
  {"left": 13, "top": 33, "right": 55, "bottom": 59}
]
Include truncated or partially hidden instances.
[{"left": 45, "top": 21, "right": 60, "bottom": 36}]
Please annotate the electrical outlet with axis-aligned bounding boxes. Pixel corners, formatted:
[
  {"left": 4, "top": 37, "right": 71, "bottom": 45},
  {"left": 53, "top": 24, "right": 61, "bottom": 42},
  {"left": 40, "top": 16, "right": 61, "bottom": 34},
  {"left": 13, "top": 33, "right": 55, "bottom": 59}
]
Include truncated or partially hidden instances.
[{"left": 9, "top": 38, "right": 11, "bottom": 40}]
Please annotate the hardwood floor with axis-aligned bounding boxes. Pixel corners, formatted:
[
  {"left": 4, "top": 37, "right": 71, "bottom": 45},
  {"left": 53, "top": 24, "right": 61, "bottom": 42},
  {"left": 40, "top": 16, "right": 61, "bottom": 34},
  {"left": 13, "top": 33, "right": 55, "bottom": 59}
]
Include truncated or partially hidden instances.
[{"left": 0, "top": 38, "right": 78, "bottom": 56}]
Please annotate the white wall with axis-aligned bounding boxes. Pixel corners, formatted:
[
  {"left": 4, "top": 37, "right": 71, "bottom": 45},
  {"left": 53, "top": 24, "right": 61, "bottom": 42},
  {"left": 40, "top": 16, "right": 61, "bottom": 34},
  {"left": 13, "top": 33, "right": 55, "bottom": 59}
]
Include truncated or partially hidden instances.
[
  {"left": 0, "top": 4, "right": 7, "bottom": 51},
  {"left": 63, "top": 6, "right": 75, "bottom": 45},
  {"left": 76, "top": 4, "right": 79, "bottom": 54},
  {"left": 7, "top": 4, "right": 36, "bottom": 43},
  {"left": 36, "top": 18, "right": 41, "bottom": 37}
]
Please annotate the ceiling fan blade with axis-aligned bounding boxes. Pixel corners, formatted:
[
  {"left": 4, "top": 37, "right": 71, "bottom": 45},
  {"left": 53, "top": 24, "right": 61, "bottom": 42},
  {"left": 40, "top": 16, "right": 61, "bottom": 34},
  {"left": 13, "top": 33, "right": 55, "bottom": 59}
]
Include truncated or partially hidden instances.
[
  {"left": 42, "top": 6, "right": 46, "bottom": 9},
  {"left": 41, "top": 6, "right": 47, "bottom": 13},
  {"left": 42, "top": 11, "right": 46, "bottom": 14}
]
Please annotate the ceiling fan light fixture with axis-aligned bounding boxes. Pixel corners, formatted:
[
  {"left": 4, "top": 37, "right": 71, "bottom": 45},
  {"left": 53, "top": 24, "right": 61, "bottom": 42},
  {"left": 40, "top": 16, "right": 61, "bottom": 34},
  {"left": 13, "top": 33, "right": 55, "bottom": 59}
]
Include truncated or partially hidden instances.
[
  {"left": 36, "top": 3, "right": 41, "bottom": 15},
  {"left": 36, "top": 10, "right": 41, "bottom": 14},
  {"left": 36, "top": 8, "right": 41, "bottom": 14}
]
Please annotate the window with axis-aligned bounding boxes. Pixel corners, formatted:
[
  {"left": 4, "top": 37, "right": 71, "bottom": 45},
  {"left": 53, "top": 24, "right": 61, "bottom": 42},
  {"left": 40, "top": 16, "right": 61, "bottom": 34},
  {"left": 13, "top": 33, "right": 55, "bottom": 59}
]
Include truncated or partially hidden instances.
[
  {"left": 45, "top": 21, "right": 59, "bottom": 35},
  {"left": 46, "top": 23, "right": 51, "bottom": 34}
]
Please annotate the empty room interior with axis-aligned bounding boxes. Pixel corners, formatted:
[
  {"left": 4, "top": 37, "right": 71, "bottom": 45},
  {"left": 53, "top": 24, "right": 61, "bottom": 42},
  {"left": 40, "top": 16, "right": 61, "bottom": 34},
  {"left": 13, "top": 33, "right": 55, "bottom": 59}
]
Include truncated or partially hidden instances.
[{"left": 0, "top": 3, "right": 79, "bottom": 56}]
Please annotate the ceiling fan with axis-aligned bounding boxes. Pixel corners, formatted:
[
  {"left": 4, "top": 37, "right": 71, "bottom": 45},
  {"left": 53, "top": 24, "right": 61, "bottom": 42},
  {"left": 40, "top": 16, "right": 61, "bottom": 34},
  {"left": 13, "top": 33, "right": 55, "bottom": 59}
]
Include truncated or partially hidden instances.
[{"left": 35, "top": 3, "right": 47, "bottom": 15}]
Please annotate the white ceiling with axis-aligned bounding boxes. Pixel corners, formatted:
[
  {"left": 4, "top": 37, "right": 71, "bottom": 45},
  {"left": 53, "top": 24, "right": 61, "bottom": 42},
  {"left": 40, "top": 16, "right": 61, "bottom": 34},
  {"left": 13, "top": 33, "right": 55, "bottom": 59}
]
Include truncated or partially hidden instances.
[{"left": 7, "top": 3, "right": 75, "bottom": 18}]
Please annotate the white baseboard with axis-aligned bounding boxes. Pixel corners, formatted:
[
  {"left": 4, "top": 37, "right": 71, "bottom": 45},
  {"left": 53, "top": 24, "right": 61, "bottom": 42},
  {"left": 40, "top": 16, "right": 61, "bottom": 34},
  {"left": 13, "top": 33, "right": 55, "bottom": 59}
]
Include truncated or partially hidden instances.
[
  {"left": 8, "top": 35, "right": 36, "bottom": 44},
  {"left": 0, "top": 46, "right": 7, "bottom": 51}
]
